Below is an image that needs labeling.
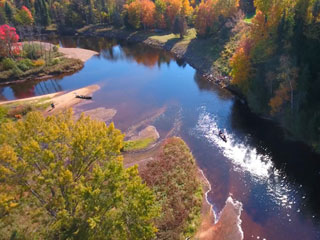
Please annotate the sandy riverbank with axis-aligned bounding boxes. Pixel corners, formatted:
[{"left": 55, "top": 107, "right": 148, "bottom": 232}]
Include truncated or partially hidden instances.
[
  {"left": 58, "top": 47, "right": 98, "bottom": 62},
  {"left": 45, "top": 85, "right": 100, "bottom": 114},
  {"left": 0, "top": 85, "right": 100, "bottom": 113},
  {"left": 22, "top": 41, "right": 98, "bottom": 63}
]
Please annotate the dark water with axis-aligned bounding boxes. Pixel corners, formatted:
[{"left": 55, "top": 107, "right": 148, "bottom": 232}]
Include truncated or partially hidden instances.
[{"left": 1, "top": 37, "right": 320, "bottom": 240}]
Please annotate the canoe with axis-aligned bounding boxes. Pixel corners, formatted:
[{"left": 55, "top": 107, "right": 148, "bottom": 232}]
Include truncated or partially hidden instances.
[
  {"left": 75, "top": 95, "right": 92, "bottom": 100},
  {"left": 219, "top": 133, "right": 227, "bottom": 142}
]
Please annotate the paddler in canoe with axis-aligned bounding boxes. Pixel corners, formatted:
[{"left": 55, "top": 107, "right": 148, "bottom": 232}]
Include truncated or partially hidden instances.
[{"left": 219, "top": 130, "right": 227, "bottom": 142}]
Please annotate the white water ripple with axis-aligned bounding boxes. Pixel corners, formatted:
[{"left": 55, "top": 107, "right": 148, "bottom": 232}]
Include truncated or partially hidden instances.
[{"left": 193, "top": 106, "right": 296, "bottom": 211}]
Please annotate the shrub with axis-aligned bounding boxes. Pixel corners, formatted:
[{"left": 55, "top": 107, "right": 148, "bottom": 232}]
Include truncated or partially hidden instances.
[
  {"left": 17, "top": 58, "right": 33, "bottom": 71},
  {"left": 2, "top": 58, "right": 17, "bottom": 70},
  {"left": 53, "top": 45, "right": 59, "bottom": 52},
  {"left": 7, "top": 105, "right": 33, "bottom": 118},
  {"left": 0, "top": 106, "right": 8, "bottom": 124},
  {"left": 141, "top": 138, "right": 203, "bottom": 239},
  {"left": 23, "top": 43, "right": 43, "bottom": 60},
  {"left": 50, "top": 58, "right": 60, "bottom": 65},
  {"left": 12, "top": 65, "right": 23, "bottom": 76},
  {"left": 33, "top": 59, "right": 45, "bottom": 67},
  {"left": 123, "top": 138, "right": 155, "bottom": 152}
]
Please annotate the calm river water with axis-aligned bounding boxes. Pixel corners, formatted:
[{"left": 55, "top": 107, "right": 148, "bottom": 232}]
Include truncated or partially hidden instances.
[{"left": 1, "top": 36, "right": 320, "bottom": 240}]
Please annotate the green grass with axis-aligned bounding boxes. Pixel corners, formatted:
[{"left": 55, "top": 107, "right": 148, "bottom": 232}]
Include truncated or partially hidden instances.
[
  {"left": 46, "top": 24, "right": 58, "bottom": 32},
  {"left": 0, "top": 57, "right": 83, "bottom": 82},
  {"left": 149, "top": 28, "right": 197, "bottom": 44},
  {"left": 1, "top": 96, "right": 52, "bottom": 120},
  {"left": 244, "top": 14, "right": 255, "bottom": 24},
  {"left": 123, "top": 138, "right": 155, "bottom": 152},
  {"left": 4, "top": 97, "right": 51, "bottom": 108}
]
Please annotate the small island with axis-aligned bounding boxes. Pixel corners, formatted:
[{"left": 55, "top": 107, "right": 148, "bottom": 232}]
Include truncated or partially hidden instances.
[{"left": 0, "top": 25, "right": 97, "bottom": 85}]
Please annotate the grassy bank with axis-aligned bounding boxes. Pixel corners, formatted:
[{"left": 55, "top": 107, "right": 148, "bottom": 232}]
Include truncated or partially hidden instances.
[
  {"left": 141, "top": 137, "right": 203, "bottom": 239},
  {"left": 0, "top": 96, "right": 52, "bottom": 123},
  {"left": 123, "top": 137, "right": 156, "bottom": 152},
  {"left": 0, "top": 42, "right": 84, "bottom": 85},
  {"left": 0, "top": 56, "right": 83, "bottom": 84}
]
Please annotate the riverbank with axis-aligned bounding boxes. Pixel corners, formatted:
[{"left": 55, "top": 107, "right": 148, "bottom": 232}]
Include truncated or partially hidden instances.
[
  {"left": 0, "top": 85, "right": 100, "bottom": 117},
  {"left": 0, "top": 43, "right": 98, "bottom": 86}
]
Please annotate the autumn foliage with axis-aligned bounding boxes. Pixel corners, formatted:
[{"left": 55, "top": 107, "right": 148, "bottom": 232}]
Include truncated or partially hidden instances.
[
  {"left": 195, "top": 0, "right": 239, "bottom": 37},
  {"left": 125, "top": 0, "right": 156, "bottom": 29},
  {"left": 141, "top": 137, "right": 203, "bottom": 239},
  {"left": 0, "top": 24, "right": 20, "bottom": 58},
  {"left": 0, "top": 110, "right": 159, "bottom": 239},
  {"left": 15, "top": 6, "right": 34, "bottom": 25},
  {"left": 269, "top": 83, "right": 290, "bottom": 114},
  {"left": 124, "top": 0, "right": 193, "bottom": 30},
  {"left": 230, "top": 47, "right": 251, "bottom": 93}
]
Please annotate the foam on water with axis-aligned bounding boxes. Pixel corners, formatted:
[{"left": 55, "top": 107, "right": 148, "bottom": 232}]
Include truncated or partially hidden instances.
[{"left": 192, "top": 106, "right": 297, "bottom": 218}]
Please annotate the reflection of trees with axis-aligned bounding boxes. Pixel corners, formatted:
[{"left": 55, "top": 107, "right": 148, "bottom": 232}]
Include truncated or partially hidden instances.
[
  {"left": 11, "top": 82, "right": 36, "bottom": 99},
  {"left": 57, "top": 36, "right": 118, "bottom": 53},
  {"left": 0, "top": 88, "right": 6, "bottom": 101},
  {"left": 100, "top": 47, "right": 124, "bottom": 61},
  {"left": 46, "top": 36, "right": 175, "bottom": 68},
  {"left": 9, "top": 79, "right": 62, "bottom": 99},
  {"left": 194, "top": 73, "right": 232, "bottom": 100},
  {"left": 120, "top": 43, "right": 173, "bottom": 68}
]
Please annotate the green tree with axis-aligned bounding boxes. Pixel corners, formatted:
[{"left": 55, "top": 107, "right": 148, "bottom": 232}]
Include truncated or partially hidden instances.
[
  {"left": 4, "top": 2, "right": 14, "bottom": 23},
  {"left": 0, "top": 7, "right": 7, "bottom": 24},
  {"left": 35, "top": 0, "right": 51, "bottom": 26},
  {"left": 14, "top": 6, "right": 34, "bottom": 26},
  {"left": 0, "top": 110, "right": 159, "bottom": 239}
]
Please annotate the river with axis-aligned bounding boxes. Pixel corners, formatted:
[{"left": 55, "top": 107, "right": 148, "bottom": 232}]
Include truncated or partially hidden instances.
[{"left": 1, "top": 36, "right": 320, "bottom": 240}]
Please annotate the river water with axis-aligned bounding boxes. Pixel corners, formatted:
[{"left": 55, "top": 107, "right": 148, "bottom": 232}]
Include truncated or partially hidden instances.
[{"left": 1, "top": 37, "right": 320, "bottom": 240}]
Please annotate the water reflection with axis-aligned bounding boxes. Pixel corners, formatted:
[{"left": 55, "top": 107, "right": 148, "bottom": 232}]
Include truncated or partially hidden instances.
[{"left": 0, "top": 37, "right": 175, "bottom": 100}]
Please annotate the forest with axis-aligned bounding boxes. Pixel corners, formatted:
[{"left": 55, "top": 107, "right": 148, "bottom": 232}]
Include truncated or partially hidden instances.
[{"left": 1, "top": 0, "right": 319, "bottom": 151}]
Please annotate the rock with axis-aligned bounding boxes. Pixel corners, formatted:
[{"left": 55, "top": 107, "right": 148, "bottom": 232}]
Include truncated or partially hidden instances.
[{"left": 79, "top": 107, "right": 117, "bottom": 122}]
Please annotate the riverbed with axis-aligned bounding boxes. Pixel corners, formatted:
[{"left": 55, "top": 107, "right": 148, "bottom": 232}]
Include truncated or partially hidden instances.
[{"left": 1, "top": 36, "right": 320, "bottom": 240}]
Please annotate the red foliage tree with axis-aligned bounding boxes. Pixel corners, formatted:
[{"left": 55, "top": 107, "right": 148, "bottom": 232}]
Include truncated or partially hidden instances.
[
  {"left": 0, "top": 24, "right": 20, "bottom": 58},
  {"left": 141, "top": 0, "right": 156, "bottom": 29},
  {"left": 15, "top": 5, "right": 34, "bottom": 25}
]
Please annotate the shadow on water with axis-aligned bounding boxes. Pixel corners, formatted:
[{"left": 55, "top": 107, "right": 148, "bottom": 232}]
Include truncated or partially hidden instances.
[{"left": 230, "top": 100, "right": 320, "bottom": 218}]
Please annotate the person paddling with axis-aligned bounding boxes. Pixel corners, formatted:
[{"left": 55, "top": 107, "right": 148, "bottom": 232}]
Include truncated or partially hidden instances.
[{"left": 218, "top": 129, "right": 227, "bottom": 142}]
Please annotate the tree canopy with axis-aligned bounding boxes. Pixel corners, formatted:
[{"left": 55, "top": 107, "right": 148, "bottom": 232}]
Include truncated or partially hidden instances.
[{"left": 0, "top": 110, "right": 159, "bottom": 239}]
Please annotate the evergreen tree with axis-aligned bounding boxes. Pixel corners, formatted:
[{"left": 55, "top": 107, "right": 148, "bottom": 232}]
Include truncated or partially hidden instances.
[
  {"left": 0, "top": 8, "right": 7, "bottom": 24},
  {"left": 23, "top": 0, "right": 32, "bottom": 9},
  {"left": 35, "top": 0, "right": 50, "bottom": 26},
  {"left": 4, "top": 2, "right": 14, "bottom": 23}
]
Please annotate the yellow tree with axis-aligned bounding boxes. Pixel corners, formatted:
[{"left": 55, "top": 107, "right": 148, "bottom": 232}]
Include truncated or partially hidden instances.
[
  {"left": 230, "top": 47, "right": 251, "bottom": 93},
  {"left": 0, "top": 110, "right": 159, "bottom": 239}
]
